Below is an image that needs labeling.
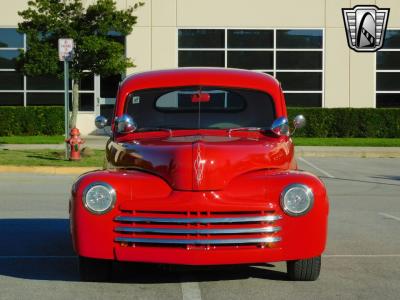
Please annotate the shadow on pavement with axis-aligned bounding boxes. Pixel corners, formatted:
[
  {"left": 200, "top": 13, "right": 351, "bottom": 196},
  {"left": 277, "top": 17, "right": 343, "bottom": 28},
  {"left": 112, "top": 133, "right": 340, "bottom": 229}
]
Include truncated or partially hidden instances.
[
  {"left": 112, "top": 262, "right": 288, "bottom": 283},
  {"left": 0, "top": 219, "right": 78, "bottom": 281},
  {"left": 0, "top": 218, "right": 288, "bottom": 283}
]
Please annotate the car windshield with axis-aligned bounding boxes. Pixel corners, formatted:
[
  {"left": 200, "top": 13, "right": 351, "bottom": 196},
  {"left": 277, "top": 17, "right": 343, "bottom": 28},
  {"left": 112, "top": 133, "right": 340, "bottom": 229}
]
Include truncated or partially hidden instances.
[{"left": 125, "top": 86, "right": 276, "bottom": 130}]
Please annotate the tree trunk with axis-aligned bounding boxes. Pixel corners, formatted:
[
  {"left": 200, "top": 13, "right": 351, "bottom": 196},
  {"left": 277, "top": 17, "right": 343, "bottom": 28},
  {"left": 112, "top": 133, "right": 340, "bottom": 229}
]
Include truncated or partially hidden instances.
[{"left": 70, "top": 81, "right": 79, "bottom": 128}]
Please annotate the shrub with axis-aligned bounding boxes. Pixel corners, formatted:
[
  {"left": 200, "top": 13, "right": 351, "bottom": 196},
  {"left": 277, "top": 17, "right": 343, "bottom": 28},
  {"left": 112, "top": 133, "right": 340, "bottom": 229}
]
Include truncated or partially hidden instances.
[
  {"left": 288, "top": 108, "right": 400, "bottom": 138},
  {"left": 0, "top": 106, "right": 399, "bottom": 138},
  {"left": 0, "top": 106, "right": 64, "bottom": 136}
]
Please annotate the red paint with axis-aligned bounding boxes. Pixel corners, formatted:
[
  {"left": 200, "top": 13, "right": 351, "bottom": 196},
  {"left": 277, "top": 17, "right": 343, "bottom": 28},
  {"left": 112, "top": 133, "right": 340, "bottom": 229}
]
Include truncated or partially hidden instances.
[
  {"left": 70, "top": 68, "right": 329, "bottom": 265},
  {"left": 65, "top": 127, "right": 84, "bottom": 161}
]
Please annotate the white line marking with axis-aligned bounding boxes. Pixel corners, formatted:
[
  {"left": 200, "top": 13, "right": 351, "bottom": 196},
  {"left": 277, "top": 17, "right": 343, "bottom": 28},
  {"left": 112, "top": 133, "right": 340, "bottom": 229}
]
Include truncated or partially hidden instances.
[
  {"left": 181, "top": 281, "right": 202, "bottom": 300},
  {"left": 298, "top": 157, "right": 335, "bottom": 178},
  {"left": 379, "top": 212, "right": 400, "bottom": 222},
  {"left": 324, "top": 254, "right": 400, "bottom": 257},
  {"left": 0, "top": 256, "right": 76, "bottom": 259}
]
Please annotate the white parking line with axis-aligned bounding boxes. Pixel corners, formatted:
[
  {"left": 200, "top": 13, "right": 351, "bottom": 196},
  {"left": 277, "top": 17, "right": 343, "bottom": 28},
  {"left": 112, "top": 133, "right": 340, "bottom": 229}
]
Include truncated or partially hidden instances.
[
  {"left": 324, "top": 254, "right": 400, "bottom": 257},
  {"left": 378, "top": 212, "right": 400, "bottom": 222},
  {"left": 298, "top": 157, "right": 335, "bottom": 178},
  {"left": 181, "top": 281, "right": 202, "bottom": 300}
]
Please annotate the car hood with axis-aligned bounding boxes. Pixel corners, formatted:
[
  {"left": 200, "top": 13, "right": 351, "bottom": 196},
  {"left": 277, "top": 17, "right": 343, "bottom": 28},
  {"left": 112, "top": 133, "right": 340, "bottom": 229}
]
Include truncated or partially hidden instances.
[{"left": 106, "top": 134, "right": 294, "bottom": 191}]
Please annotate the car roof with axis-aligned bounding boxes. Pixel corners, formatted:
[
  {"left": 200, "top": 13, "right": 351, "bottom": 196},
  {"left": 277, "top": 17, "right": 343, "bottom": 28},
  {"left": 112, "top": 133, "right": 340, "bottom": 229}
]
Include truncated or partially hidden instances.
[{"left": 121, "top": 67, "right": 279, "bottom": 88}]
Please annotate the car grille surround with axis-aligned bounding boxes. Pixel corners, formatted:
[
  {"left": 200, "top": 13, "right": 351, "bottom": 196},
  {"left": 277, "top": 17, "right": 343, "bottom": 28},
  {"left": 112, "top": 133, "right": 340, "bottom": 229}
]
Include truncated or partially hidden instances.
[{"left": 114, "top": 210, "right": 282, "bottom": 249}]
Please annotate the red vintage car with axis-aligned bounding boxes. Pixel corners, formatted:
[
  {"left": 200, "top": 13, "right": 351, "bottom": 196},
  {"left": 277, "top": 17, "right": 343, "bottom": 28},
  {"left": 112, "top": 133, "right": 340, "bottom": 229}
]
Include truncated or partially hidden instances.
[{"left": 69, "top": 68, "right": 329, "bottom": 282}]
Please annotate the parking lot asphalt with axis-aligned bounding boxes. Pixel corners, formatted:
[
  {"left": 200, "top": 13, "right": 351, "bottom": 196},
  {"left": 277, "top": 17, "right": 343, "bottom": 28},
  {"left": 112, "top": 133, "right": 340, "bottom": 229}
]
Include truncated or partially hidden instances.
[{"left": 0, "top": 158, "right": 399, "bottom": 299}]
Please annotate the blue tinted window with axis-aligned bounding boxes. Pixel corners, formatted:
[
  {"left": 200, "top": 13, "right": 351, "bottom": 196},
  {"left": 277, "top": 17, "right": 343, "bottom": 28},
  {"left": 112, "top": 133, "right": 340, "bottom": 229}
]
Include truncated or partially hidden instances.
[
  {"left": 228, "top": 30, "right": 273, "bottom": 48},
  {"left": 0, "top": 71, "right": 23, "bottom": 90},
  {"left": 179, "top": 29, "right": 224, "bottom": 48},
  {"left": 0, "top": 28, "right": 24, "bottom": 48},
  {"left": 178, "top": 51, "right": 224, "bottom": 67},
  {"left": 277, "top": 30, "right": 322, "bottom": 49},
  {"left": 376, "top": 94, "right": 400, "bottom": 107},
  {"left": 383, "top": 30, "right": 400, "bottom": 49},
  {"left": 0, "top": 92, "right": 24, "bottom": 105},
  {"left": 228, "top": 51, "right": 273, "bottom": 69},
  {"left": 0, "top": 50, "right": 19, "bottom": 68},
  {"left": 284, "top": 93, "right": 322, "bottom": 107}
]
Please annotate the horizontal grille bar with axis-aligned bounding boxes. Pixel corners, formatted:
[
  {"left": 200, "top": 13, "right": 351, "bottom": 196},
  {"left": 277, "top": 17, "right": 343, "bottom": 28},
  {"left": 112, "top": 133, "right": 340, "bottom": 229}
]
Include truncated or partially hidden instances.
[
  {"left": 115, "top": 215, "right": 282, "bottom": 224},
  {"left": 115, "top": 236, "right": 281, "bottom": 245},
  {"left": 115, "top": 226, "right": 281, "bottom": 235}
]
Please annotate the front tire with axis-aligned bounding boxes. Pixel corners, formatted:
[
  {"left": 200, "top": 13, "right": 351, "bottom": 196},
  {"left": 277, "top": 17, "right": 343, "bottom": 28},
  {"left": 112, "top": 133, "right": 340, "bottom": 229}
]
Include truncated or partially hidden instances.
[
  {"left": 79, "top": 256, "right": 112, "bottom": 282},
  {"left": 286, "top": 256, "right": 321, "bottom": 281}
]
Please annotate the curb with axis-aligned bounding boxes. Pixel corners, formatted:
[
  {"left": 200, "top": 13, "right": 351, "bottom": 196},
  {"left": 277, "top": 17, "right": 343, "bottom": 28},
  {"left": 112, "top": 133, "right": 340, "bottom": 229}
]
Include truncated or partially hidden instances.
[
  {"left": 296, "top": 147, "right": 400, "bottom": 158},
  {"left": 0, "top": 166, "right": 99, "bottom": 175},
  {"left": 296, "top": 151, "right": 400, "bottom": 158}
]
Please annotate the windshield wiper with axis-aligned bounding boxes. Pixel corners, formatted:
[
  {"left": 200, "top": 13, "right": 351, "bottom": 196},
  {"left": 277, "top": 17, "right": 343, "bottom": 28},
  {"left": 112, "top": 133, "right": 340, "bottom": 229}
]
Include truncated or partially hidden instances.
[
  {"left": 228, "top": 127, "right": 266, "bottom": 137},
  {"left": 136, "top": 127, "right": 172, "bottom": 135}
]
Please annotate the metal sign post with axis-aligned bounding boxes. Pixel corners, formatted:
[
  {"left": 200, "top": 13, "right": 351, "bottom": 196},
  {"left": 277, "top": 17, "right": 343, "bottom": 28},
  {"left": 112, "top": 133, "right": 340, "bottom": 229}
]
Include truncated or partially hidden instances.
[
  {"left": 63, "top": 60, "right": 69, "bottom": 159},
  {"left": 58, "top": 38, "right": 74, "bottom": 159}
]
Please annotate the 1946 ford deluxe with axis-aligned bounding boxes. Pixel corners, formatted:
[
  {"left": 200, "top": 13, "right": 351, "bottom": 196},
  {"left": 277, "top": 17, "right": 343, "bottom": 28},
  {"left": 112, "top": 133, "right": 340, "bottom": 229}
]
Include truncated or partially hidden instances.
[{"left": 69, "top": 68, "right": 329, "bottom": 282}]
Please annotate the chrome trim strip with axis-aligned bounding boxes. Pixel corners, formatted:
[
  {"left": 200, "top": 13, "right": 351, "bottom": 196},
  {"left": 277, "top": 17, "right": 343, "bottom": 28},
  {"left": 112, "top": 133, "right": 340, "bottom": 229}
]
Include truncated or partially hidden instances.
[
  {"left": 115, "top": 226, "right": 281, "bottom": 234},
  {"left": 115, "top": 236, "right": 282, "bottom": 245},
  {"left": 115, "top": 215, "right": 282, "bottom": 224}
]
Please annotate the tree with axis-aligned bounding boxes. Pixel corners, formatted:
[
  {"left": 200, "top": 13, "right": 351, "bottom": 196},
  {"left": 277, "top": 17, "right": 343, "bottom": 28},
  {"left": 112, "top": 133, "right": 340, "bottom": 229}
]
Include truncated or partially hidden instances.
[{"left": 17, "top": 0, "right": 144, "bottom": 128}]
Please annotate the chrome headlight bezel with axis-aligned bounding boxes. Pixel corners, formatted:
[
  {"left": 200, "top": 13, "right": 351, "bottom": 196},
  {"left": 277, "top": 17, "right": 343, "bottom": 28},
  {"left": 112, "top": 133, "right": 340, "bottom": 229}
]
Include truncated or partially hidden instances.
[
  {"left": 280, "top": 184, "right": 314, "bottom": 216},
  {"left": 82, "top": 182, "right": 116, "bottom": 214}
]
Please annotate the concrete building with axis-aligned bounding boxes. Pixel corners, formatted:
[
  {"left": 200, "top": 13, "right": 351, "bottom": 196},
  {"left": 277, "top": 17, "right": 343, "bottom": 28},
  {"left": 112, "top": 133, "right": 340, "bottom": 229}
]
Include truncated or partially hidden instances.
[{"left": 1, "top": 0, "right": 399, "bottom": 135}]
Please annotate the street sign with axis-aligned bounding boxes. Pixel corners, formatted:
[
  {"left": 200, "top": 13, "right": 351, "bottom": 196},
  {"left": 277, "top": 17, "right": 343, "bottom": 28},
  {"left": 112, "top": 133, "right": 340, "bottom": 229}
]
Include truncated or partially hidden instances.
[
  {"left": 59, "top": 38, "right": 74, "bottom": 159},
  {"left": 58, "top": 38, "right": 74, "bottom": 61}
]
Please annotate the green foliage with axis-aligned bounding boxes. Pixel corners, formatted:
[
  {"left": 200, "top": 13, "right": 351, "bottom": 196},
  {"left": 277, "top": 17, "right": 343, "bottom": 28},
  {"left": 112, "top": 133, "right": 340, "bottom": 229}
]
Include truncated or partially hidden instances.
[
  {"left": 288, "top": 108, "right": 400, "bottom": 138},
  {"left": 1, "top": 106, "right": 399, "bottom": 138},
  {"left": 17, "top": 0, "right": 144, "bottom": 80},
  {"left": 0, "top": 106, "right": 64, "bottom": 136}
]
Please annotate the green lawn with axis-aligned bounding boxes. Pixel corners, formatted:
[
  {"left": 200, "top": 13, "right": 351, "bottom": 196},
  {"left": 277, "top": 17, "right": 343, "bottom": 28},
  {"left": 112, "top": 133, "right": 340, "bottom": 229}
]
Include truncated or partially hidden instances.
[
  {"left": 0, "top": 135, "right": 64, "bottom": 144},
  {"left": 293, "top": 137, "right": 400, "bottom": 147},
  {"left": 0, "top": 138, "right": 399, "bottom": 167},
  {"left": 0, "top": 149, "right": 104, "bottom": 167}
]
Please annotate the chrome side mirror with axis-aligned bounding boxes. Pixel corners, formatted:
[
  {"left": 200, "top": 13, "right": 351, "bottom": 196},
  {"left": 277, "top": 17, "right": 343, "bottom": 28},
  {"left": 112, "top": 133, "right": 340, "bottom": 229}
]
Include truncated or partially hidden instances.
[
  {"left": 95, "top": 115, "right": 108, "bottom": 129},
  {"left": 271, "top": 117, "right": 289, "bottom": 136},
  {"left": 293, "top": 115, "right": 306, "bottom": 129},
  {"left": 291, "top": 115, "right": 306, "bottom": 136},
  {"left": 115, "top": 114, "right": 137, "bottom": 134}
]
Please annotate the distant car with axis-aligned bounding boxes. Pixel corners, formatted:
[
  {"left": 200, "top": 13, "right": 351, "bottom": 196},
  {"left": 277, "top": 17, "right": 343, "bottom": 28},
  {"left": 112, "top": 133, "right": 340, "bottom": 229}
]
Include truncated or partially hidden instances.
[{"left": 69, "top": 68, "right": 329, "bottom": 282}]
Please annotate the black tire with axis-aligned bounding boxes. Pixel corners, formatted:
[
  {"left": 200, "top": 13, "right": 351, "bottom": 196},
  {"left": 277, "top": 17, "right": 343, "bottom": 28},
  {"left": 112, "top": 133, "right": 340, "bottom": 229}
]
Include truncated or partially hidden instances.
[
  {"left": 79, "top": 256, "right": 112, "bottom": 282},
  {"left": 286, "top": 256, "right": 321, "bottom": 281}
]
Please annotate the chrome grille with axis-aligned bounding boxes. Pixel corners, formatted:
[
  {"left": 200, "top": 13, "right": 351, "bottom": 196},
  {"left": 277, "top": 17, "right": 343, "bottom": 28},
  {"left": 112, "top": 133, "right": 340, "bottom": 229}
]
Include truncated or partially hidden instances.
[{"left": 114, "top": 210, "right": 282, "bottom": 248}]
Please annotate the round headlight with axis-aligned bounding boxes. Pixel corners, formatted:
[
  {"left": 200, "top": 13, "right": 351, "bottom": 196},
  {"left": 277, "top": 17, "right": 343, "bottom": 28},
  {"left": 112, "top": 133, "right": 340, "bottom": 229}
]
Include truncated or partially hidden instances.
[
  {"left": 280, "top": 184, "right": 314, "bottom": 216},
  {"left": 82, "top": 182, "right": 116, "bottom": 214}
]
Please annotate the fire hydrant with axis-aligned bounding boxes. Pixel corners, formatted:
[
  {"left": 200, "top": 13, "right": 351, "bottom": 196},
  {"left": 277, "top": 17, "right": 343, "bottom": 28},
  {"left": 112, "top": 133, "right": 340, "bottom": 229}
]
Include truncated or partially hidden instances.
[{"left": 65, "top": 127, "right": 85, "bottom": 161}]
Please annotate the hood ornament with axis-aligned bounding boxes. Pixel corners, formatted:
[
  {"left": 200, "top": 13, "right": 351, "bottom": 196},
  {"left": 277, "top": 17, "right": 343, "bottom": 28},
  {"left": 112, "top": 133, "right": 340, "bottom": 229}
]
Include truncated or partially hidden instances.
[{"left": 194, "top": 143, "right": 206, "bottom": 187}]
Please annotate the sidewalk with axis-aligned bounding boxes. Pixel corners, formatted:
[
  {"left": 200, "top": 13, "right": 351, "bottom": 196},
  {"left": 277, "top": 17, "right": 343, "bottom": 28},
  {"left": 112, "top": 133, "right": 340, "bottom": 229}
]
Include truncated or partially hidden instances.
[
  {"left": 0, "top": 135, "right": 109, "bottom": 150},
  {"left": 1, "top": 137, "right": 400, "bottom": 158},
  {"left": 296, "top": 146, "right": 400, "bottom": 158}
]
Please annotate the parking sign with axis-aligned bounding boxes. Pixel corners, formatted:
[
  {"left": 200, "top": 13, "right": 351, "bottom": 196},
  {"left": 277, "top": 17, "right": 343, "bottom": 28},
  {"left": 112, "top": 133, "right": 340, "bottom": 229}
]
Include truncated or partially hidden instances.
[{"left": 58, "top": 38, "right": 74, "bottom": 61}]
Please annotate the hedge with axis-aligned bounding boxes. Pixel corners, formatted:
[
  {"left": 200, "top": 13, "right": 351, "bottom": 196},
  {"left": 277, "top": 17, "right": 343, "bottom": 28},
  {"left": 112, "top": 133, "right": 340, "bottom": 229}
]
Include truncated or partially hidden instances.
[
  {"left": 0, "top": 106, "right": 64, "bottom": 136},
  {"left": 0, "top": 106, "right": 399, "bottom": 138},
  {"left": 288, "top": 108, "right": 400, "bottom": 138}
]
